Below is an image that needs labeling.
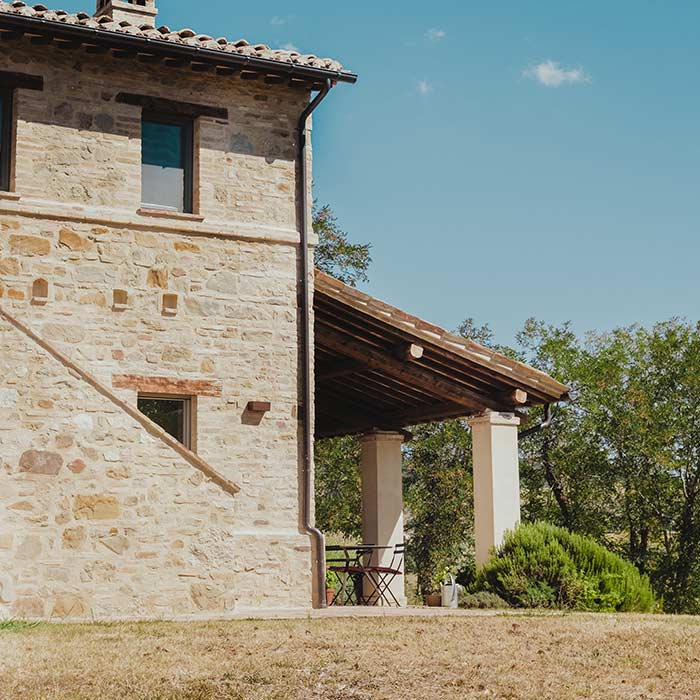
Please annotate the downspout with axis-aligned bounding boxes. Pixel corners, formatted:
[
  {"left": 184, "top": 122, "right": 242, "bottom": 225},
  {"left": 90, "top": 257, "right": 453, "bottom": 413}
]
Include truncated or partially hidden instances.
[
  {"left": 519, "top": 403, "right": 553, "bottom": 438},
  {"left": 298, "top": 78, "right": 333, "bottom": 609}
]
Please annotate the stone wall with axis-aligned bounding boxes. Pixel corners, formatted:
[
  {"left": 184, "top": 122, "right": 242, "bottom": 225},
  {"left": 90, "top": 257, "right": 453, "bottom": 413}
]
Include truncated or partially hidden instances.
[
  {"left": 0, "top": 37, "right": 315, "bottom": 618},
  {"left": 4, "top": 40, "right": 306, "bottom": 228}
]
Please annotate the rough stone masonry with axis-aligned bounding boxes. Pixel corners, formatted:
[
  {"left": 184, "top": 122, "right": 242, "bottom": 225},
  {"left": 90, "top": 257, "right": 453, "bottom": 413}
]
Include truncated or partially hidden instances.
[{"left": 0, "top": 30, "right": 317, "bottom": 619}]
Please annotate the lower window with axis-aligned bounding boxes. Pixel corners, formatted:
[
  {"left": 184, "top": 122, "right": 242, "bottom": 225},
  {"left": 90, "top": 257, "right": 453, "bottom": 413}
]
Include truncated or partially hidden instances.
[{"left": 137, "top": 395, "right": 193, "bottom": 449}]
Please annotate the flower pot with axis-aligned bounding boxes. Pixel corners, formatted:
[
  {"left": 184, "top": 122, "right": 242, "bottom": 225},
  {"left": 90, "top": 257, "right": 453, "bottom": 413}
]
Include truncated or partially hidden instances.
[
  {"left": 326, "top": 588, "right": 336, "bottom": 606},
  {"left": 425, "top": 593, "right": 442, "bottom": 607}
]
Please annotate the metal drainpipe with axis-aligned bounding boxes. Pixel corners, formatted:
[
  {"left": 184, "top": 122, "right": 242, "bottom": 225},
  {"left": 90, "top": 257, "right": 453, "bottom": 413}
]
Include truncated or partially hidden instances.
[
  {"left": 519, "top": 403, "right": 553, "bottom": 438},
  {"left": 298, "top": 78, "right": 333, "bottom": 609}
]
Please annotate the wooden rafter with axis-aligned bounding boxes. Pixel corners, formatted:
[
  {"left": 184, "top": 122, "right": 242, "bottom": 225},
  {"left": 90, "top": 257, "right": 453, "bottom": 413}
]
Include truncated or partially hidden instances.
[
  {"left": 316, "top": 325, "right": 501, "bottom": 412},
  {"left": 313, "top": 270, "right": 568, "bottom": 439}
]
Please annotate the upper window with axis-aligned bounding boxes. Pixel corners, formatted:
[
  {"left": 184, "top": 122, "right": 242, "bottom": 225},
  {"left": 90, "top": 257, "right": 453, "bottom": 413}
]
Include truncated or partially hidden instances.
[
  {"left": 141, "top": 113, "right": 193, "bottom": 213},
  {"left": 0, "top": 88, "right": 13, "bottom": 192}
]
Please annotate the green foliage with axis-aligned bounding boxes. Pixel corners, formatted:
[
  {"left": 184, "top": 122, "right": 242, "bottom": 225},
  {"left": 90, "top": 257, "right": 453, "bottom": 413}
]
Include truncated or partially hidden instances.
[
  {"left": 313, "top": 203, "right": 371, "bottom": 287},
  {"left": 480, "top": 523, "right": 656, "bottom": 612},
  {"left": 517, "top": 319, "right": 700, "bottom": 613},
  {"left": 459, "top": 591, "right": 510, "bottom": 610},
  {"left": 315, "top": 436, "right": 363, "bottom": 540},
  {"left": 326, "top": 569, "right": 339, "bottom": 589},
  {"left": 404, "top": 420, "right": 474, "bottom": 595}
]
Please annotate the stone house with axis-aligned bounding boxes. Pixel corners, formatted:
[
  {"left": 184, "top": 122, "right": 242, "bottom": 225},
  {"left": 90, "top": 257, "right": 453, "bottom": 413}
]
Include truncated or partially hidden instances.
[{"left": 0, "top": 1, "right": 568, "bottom": 620}]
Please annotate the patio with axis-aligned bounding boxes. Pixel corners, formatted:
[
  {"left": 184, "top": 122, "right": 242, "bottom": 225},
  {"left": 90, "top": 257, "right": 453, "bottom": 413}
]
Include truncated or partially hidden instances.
[{"left": 313, "top": 271, "right": 569, "bottom": 606}]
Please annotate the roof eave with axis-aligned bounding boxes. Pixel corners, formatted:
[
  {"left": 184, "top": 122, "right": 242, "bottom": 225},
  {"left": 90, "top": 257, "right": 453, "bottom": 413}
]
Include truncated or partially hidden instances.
[
  {"left": 0, "top": 12, "right": 358, "bottom": 86},
  {"left": 314, "top": 270, "right": 570, "bottom": 407}
]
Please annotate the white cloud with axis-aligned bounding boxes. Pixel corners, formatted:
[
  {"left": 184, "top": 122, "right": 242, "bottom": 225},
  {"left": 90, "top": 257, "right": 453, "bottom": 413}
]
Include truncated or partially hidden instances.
[
  {"left": 426, "top": 28, "right": 446, "bottom": 42},
  {"left": 271, "top": 16, "right": 287, "bottom": 26},
  {"left": 417, "top": 80, "right": 433, "bottom": 95},
  {"left": 523, "top": 60, "right": 591, "bottom": 88},
  {"left": 279, "top": 42, "right": 299, "bottom": 53}
]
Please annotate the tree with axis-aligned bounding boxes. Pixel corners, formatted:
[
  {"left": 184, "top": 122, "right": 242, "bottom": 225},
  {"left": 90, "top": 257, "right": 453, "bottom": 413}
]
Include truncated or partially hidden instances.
[
  {"left": 517, "top": 319, "right": 700, "bottom": 613},
  {"left": 404, "top": 419, "right": 474, "bottom": 595},
  {"left": 313, "top": 203, "right": 371, "bottom": 287},
  {"left": 314, "top": 436, "right": 363, "bottom": 539}
]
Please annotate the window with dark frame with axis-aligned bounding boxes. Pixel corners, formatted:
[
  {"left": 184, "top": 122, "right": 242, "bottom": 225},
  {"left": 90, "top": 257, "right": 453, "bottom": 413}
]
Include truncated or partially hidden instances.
[
  {"left": 0, "top": 88, "right": 13, "bottom": 192},
  {"left": 137, "top": 395, "right": 193, "bottom": 449},
  {"left": 141, "top": 112, "right": 193, "bottom": 213}
]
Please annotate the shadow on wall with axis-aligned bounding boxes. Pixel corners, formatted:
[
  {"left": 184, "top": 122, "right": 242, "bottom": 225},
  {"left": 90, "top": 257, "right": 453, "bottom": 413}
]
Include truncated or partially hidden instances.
[{"left": 18, "top": 47, "right": 300, "bottom": 164}]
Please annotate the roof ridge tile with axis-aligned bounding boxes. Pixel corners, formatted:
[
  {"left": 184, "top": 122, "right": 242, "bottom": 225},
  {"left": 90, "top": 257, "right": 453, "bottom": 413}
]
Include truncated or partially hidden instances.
[{"left": 0, "top": 1, "right": 349, "bottom": 74}]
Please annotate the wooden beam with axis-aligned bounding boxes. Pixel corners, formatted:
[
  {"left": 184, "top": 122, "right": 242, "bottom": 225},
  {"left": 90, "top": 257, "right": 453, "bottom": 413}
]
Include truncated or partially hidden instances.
[
  {"left": 394, "top": 342, "right": 424, "bottom": 361},
  {"left": 317, "top": 358, "right": 366, "bottom": 382},
  {"left": 289, "top": 78, "right": 314, "bottom": 90},
  {"left": 315, "top": 400, "right": 390, "bottom": 437},
  {"left": 137, "top": 53, "right": 161, "bottom": 64},
  {"left": 316, "top": 326, "right": 499, "bottom": 412},
  {"left": 28, "top": 34, "right": 51, "bottom": 46},
  {"left": 84, "top": 44, "right": 109, "bottom": 54},
  {"left": 215, "top": 66, "right": 239, "bottom": 76},
  {"left": 493, "top": 389, "right": 528, "bottom": 406},
  {"left": 115, "top": 93, "right": 228, "bottom": 121},
  {"left": 111, "top": 48, "right": 137, "bottom": 59},
  {"left": 389, "top": 402, "right": 471, "bottom": 426},
  {"left": 163, "top": 57, "right": 189, "bottom": 68},
  {"left": 0, "top": 70, "right": 43, "bottom": 91},
  {"left": 54, "top": 39, "right": 82, "bottom": 50},
  {"left": 339, "top": 368, "right": 437, "bottom": 405},
  {"left": 247, "top": 401, "right": 271, "bottom": 413}
]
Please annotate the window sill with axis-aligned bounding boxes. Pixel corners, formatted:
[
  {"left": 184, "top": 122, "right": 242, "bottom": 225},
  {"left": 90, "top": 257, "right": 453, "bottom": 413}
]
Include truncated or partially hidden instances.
[
  {"left": 0, "top": 191, "right": 21, "bottom": 202},
  {"left": 137, "top": 207, "right": 205, "bottom": 223}
]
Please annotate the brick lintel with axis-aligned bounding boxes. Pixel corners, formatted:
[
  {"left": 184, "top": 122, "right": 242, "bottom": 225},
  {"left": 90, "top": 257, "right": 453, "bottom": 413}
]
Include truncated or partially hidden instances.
[{"left": 113, "top": 374, "right": 222, "bottom": 397}]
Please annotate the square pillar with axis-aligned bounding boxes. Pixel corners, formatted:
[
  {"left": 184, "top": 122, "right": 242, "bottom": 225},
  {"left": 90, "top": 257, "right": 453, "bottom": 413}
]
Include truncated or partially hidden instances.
[
  {"left": 360, "top": 431, "right": 406, "bottom": 606},
  {"left": 468, "top": 411, "right": 521, "bottom": 567}
]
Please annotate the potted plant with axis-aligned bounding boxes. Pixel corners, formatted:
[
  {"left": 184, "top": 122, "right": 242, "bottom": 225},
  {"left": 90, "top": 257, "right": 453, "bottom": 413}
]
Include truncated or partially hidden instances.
[
  {"left": 325, "top": 569, "right": 338, "bottom": 606},
  {"left": 425, "top": 591, "right": 442, "bottom": 607},
  {"left": 424, "top": 569, "right": 449, "bottom": 607}
]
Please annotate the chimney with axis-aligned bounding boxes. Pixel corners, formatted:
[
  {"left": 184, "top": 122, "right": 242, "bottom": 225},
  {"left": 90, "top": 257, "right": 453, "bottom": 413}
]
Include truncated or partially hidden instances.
[{"left": 95, "top": 0, "right": 158, "bottom": 26}]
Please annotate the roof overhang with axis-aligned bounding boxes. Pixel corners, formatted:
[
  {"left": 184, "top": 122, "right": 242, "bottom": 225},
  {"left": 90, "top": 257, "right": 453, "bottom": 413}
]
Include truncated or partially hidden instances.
[
  {"left": 314, "top": 271, "right": 569, "bottom": 439},
  {"left": 0, "top": 12, "right": 357, "bottom": 89}
]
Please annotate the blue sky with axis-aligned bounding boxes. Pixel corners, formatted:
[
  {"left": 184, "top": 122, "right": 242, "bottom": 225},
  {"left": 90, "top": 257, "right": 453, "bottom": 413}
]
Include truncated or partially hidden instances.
[{"left": 63, "top": 1, "right": 700, "bottom": 343}]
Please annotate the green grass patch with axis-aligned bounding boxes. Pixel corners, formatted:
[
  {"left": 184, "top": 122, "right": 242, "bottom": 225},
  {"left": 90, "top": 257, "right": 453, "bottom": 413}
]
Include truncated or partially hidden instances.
[{"left": 0, "top": 619, "right": 43, "bottom": 632}]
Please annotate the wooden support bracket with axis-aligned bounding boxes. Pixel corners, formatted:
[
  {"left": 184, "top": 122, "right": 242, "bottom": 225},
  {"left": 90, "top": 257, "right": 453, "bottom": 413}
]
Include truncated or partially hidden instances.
[{"left": 247, "top": 401, "right": 271, "bottom": 413}]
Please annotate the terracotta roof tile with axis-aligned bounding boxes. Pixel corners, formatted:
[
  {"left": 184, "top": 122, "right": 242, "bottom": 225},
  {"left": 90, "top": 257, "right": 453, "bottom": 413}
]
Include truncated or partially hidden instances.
[{"left": 0, "top": 1, "right": 350, "bottom": 75}]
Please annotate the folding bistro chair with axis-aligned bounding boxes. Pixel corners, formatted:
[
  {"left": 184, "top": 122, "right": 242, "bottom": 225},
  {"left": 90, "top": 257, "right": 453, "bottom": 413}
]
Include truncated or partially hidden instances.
[
  {"left": 326, "top": 545, "right": 376, "bottom": 605},
  {"left": 364, "top": 543, "right": 405, "bottom": 606}
]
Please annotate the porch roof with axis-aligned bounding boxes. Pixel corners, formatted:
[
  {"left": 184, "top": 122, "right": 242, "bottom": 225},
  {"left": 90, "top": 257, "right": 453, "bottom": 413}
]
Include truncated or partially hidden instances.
[{"left": 314, "top": 271, "right": 569, "bottom": 439}]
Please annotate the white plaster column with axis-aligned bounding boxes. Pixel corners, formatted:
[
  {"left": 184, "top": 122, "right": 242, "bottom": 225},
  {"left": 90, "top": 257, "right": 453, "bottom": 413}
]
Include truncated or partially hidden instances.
[
  {"left": 468, "top": 411, "right": 521, "bottom": 567},
  {"left": 359, "top": 431, "right": 406, "bottom": 606}
]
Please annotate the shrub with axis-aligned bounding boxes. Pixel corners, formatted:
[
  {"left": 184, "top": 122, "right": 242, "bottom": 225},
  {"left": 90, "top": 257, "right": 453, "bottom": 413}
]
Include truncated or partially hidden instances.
[
  {"left": 480, "top": 522, "right": 657, "bottom": 612},
  {"left": 460, "top": 591, "right": 510, "bottom": 610}
]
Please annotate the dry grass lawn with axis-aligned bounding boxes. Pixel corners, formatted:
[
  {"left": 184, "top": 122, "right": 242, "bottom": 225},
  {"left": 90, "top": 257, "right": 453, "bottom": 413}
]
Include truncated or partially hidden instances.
[{"left": 2, "top": 613, "right": 700, "bottom": 699}]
